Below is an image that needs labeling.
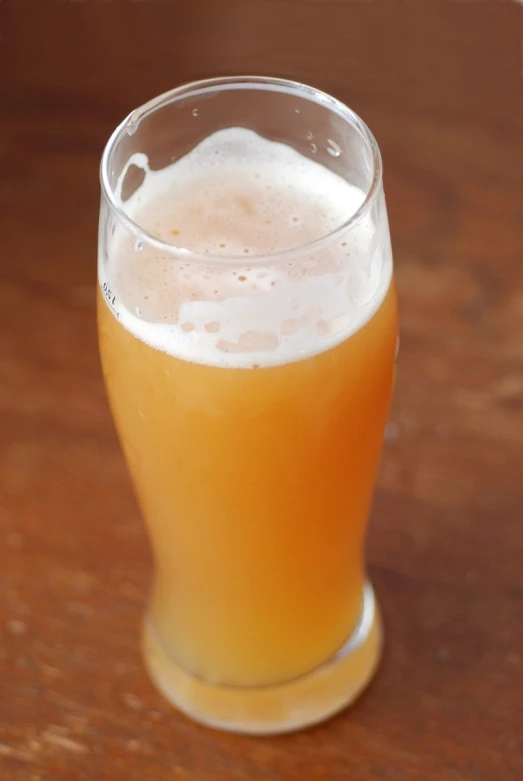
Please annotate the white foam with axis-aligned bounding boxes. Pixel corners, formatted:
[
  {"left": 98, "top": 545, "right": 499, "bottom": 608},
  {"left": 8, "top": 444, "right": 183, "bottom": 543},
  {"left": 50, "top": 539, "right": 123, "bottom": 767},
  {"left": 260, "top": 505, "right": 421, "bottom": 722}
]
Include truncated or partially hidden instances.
[{"left": 100, "top": 128, "right": 392, "bottom": 368}]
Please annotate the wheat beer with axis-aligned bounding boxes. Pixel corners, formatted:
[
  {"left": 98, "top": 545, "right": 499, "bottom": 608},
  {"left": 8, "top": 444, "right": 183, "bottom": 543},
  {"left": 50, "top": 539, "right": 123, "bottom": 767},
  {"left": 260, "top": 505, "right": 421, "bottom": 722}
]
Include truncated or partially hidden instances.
[{"left": 99, "top": 110, "right": 396, "bottom": 732}]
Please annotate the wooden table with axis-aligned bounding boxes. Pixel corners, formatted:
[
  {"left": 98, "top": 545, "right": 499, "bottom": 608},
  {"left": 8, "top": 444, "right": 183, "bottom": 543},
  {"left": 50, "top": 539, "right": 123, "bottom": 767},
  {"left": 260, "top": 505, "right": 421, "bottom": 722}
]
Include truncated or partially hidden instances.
[{"left": 2, "top": 2, "right": 522, "bottom": 779}]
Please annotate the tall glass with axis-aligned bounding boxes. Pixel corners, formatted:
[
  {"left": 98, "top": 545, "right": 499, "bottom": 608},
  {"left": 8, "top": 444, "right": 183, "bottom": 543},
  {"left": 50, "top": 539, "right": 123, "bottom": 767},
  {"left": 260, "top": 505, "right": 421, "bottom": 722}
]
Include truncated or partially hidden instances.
[{"left": 98, "top": 77, "right": 397, "bottom": 734}]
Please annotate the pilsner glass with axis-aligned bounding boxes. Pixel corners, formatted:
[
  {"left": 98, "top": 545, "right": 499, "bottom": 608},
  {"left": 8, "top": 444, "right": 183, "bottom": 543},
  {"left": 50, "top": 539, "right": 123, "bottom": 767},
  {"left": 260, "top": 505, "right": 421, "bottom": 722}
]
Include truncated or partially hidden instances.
[{"left": 98, "top": 77, "right": 397, "bottom": 734}]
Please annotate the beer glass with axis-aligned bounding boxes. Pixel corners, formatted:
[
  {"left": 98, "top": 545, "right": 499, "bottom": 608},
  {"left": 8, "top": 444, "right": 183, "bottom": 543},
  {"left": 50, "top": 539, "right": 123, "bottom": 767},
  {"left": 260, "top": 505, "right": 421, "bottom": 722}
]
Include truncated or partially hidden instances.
[{"left": 98, "top": 77, "right": 397, "bottom": 734}]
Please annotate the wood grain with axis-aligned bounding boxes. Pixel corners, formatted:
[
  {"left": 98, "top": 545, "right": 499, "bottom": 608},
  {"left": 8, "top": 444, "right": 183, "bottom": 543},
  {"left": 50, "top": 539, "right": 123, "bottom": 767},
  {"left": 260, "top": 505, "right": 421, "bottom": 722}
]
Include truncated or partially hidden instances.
[{"left": 1, "top": 1, "right": 522, "bottom": 779}]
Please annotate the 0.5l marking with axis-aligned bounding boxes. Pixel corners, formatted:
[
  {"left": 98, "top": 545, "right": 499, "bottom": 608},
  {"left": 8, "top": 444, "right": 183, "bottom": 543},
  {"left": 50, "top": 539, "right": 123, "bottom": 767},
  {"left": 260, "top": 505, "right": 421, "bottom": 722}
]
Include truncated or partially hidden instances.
[{"left": 102, "top": 281, "right": 120, "bottom": 318}]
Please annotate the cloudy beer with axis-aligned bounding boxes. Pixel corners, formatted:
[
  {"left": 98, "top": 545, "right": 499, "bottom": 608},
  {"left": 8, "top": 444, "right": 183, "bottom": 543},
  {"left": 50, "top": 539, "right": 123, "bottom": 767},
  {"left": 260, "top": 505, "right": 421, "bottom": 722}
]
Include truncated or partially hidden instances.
[{"left": 98, "top": 79, "right": 396, "bottom": 733}]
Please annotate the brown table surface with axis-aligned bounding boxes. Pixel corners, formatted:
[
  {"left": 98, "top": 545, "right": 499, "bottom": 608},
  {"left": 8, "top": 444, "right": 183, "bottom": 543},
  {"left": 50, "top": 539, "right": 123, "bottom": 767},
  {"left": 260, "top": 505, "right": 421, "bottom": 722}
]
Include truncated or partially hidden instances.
[{"left": 2, "top": 2, "right": 522, "bottom": 780}]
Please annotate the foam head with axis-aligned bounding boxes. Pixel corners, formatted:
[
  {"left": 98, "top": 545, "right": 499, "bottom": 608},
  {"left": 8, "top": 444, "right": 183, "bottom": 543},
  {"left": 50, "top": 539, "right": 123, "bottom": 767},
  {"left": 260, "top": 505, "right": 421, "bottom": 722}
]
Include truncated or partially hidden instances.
[{"left": 100, "top": 128, "right": 392, "bottom": 368}]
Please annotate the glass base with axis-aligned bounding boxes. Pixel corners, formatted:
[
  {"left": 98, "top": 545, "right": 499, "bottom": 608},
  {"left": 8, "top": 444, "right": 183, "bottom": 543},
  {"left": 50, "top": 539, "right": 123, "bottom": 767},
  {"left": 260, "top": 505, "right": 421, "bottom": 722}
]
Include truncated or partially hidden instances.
[{"left": 142, "top": 582, "right": 382, "bottom": 735}]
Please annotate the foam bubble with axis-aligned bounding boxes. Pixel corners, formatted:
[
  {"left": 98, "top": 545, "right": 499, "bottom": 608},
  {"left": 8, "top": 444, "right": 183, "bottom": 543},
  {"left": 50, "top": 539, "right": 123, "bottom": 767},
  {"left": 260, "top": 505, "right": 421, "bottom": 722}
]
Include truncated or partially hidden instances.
[{"left": 100, "top": 128, "right": 392, "bottom": 368}]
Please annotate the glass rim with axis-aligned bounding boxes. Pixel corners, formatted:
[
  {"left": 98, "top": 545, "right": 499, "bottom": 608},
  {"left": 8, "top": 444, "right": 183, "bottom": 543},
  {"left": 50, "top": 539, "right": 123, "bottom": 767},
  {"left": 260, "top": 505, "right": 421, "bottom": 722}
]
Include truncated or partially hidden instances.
[{"left": 100, "top": 75, "right": 383, "bottom": 267}]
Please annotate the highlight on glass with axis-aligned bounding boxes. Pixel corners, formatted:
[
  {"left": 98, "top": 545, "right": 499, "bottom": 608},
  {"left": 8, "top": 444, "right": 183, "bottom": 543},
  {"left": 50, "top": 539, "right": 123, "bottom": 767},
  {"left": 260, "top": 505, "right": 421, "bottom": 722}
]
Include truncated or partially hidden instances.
[{"left": 98, "top": 76, "right": 397, "bottom": 734}]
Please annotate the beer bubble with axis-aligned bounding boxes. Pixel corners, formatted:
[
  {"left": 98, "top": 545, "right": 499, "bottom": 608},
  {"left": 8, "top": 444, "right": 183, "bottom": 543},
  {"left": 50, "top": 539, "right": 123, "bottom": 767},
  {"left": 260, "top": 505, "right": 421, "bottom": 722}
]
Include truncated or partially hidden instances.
[
  {"left": 326, "top": 139, "right": 341, "bottom": 158},
  {"left": 125, "top": 116, "right": 138, "bottom": 136}
]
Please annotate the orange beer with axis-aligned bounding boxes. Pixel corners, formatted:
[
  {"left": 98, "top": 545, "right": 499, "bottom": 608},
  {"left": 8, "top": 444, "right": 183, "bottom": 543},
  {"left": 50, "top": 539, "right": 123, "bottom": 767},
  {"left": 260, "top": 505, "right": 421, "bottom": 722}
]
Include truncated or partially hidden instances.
[{"left": 98, "top": 83, "right": 396, "bottom": 733}]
